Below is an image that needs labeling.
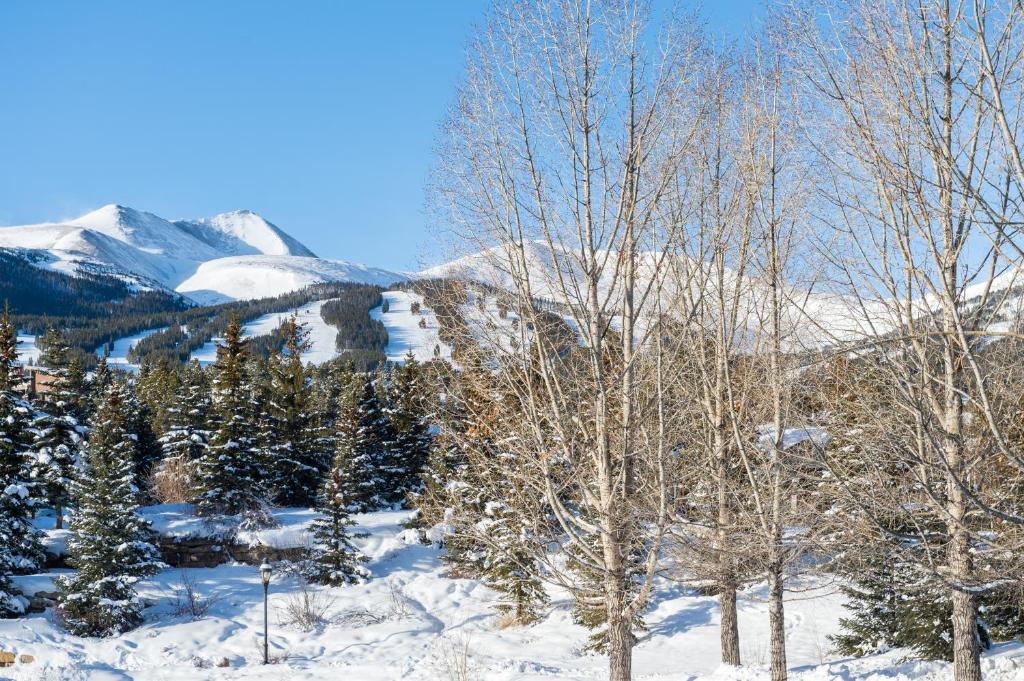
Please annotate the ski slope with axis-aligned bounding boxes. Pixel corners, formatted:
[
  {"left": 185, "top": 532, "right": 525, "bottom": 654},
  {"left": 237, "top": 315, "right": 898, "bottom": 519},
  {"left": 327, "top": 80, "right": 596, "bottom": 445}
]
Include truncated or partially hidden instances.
[
  {"left": 4, "top": 507, "right": 1023, "bottom": 680},
  {"left": 99, "top": 327, "right": 170, "bottom": 373},
  {"left": 189, "top": 300, "right": 340, "bottom": 366},
  {"left": 371, "top": 290, "right": 452, "bottom": 364}
]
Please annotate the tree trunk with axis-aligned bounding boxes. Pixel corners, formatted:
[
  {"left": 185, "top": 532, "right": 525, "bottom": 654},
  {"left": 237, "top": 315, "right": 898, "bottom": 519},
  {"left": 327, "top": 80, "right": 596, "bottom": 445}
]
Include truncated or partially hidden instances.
[
  {"left": 606, "top": 578, "right": 633, "bottom": 681},
  {"left": 948, "top": 477, "right": 981, "bottom": 681},
  {"left": 720, "top": 578, "right": 741, "bottom": 666},
  {"left": 55, "top": 500, "right": 63, "bottom": 530},
  {"left": 767, "top": 557, "right": 787, "bottom": 681},
  {"left": 716, "top": 430, "right": 741, "bottom": 666}
]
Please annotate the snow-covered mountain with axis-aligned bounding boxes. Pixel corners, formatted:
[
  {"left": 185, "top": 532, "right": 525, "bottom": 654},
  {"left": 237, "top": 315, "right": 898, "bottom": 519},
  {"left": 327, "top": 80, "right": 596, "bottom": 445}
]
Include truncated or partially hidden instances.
[{"left": 0, "top": 204, "right": 406, "bottom": 304}]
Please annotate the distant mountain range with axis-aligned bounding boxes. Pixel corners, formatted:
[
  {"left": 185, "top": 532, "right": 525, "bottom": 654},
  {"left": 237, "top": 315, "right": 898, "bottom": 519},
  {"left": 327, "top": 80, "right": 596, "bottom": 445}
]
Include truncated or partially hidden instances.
[{"left": 0, "top": 204, "right": 407, "bottom": 305}]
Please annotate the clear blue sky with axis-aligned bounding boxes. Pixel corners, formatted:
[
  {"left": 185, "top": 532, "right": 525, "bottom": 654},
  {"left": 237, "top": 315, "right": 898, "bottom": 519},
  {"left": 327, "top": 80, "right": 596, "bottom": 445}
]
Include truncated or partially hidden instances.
[{"left": 0, "top": 1, "right": 759, "bottom": 271}]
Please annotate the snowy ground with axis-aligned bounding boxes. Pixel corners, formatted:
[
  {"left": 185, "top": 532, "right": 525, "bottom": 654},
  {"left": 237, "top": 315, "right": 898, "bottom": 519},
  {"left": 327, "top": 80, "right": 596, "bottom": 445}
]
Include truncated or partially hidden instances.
[
  {"left": 370, "top": 290, "right": 452, "bottom": 364},
  {"left": 3, "top": 508, "right": 1022, "bottom": 680},
  {"left": 189, "top": 300, "right": 340, "bottom": 366},
  {"left": 100, "top": 327, "right": 170, "bottom": 373}
]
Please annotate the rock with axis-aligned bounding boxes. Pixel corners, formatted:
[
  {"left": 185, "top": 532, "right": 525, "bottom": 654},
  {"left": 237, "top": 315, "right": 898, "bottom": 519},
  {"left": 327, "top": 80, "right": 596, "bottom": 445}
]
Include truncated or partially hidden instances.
[
  {"left": 0, "top": 651, "right": 14, "bottom": 667},
  {"left": 19, "top": 654, "right": 34, "bottom": 664},
  {"left": 215, "top": 657, "right": 230, "bottom": 668}
]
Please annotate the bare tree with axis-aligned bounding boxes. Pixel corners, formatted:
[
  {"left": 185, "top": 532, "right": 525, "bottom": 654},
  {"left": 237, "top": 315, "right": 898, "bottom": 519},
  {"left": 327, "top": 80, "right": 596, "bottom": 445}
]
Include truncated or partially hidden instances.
[
  {"left": 431, "top": 1, "right": 704, "bottom": 678},
  {"left": 790, "top": 2, "right": 1024, "bottom": 679}
]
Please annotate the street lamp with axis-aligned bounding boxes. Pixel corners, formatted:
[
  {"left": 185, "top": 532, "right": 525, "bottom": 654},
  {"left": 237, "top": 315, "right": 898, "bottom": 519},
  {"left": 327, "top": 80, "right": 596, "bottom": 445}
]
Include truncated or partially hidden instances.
[{"left": 259, "top": 562, "right": 272, "bottom": 665}]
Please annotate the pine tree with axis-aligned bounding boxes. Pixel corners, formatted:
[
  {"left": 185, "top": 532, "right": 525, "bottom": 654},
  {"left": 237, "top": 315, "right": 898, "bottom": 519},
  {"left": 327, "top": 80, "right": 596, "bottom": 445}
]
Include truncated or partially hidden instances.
[
  {"left": 157, "top": 361, "right": 210, "bottom": 497},
  {"left": 194, "top": 315, "right": 269, "bottom": 525},
  {"left": 266, "top": 316, "right": 324, "bottom": 506},
  {"left": 329, "top": 380, "right": 376, "bottom": 511},
  {"left": 345, "top": 376, "right": 392, "bottom": 511},
  {"left": 30, "top": 328, "right": 86, "bottom": 529},
  {"left": 134, "top": 357, "right": 181, "bottom": 437},
  {"left": 56, "top": 382, "right": 163, "bottom": 636},
  {"left": 380, "top": 353, "right": 433, "bottom": 505},
  {"left": 305, "top": 436, "right": 368, "bottom": 586},
  {"left": 123, "top": 380, "right": 161, "bottom": 498},
  {"left": 480, "top": 498, "right": 548, "bottom": 625},
  {"left": 0, "top": 304, "right": 44, "bottom": 617}
]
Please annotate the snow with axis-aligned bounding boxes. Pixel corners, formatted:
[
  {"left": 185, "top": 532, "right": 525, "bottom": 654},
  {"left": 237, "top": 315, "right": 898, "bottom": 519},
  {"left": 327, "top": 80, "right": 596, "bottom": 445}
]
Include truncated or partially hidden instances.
[
  {"left": 6, "top": 506, "right": 1023, "bottom": 680},
  {"left": 188, "top": 300, "right": 340, "bottom": 366},
  {"left": 100, "top": 327, "right": 170, "bottom": 373},
  {"left": 370, "top": 290, "right": 453, "bottom": 364},
  {"left": 0, "top": 204, "right": 405, "bottom": 305},
  {"left": 16, "top": 334, "right": 40, "bottom": 365},
  {"left": 757, "top": 426, "right": 831, "bottom": 451},
  {"left": 176, "top": 255, "right": 406, "bottom": 305}
]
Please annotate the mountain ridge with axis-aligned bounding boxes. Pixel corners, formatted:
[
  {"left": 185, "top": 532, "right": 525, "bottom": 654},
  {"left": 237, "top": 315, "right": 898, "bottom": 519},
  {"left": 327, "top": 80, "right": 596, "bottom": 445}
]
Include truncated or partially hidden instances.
[{"left": 0, "top": 204, "right": 404, "bottom": 304}]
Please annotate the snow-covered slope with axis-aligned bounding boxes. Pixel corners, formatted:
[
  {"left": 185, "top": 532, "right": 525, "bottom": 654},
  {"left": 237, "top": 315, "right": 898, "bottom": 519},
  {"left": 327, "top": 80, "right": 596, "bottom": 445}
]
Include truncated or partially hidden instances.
[
  {"left": 371, "top": 290, "right": 453, "bottom": 363},
  {"left": 173, "top": 210, "right": 316, "bottom": 259},
  {"left": 5, "top": 506, "right": 1023, "bottom": 680},
  {"left": 177, "top": 256, "right": 405, "bottom": 305},
  {"left": 0, "top": 204, "right": 406, "bottom": 304}
]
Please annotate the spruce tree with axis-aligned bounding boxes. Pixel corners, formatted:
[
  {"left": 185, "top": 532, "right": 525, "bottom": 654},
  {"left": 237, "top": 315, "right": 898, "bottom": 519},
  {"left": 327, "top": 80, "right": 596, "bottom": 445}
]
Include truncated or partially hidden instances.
[
  {"left": 481, "top": 499, "right": 548, "bottom": 625},
  {"left": 194, "top": 315, "right": 269, "bottom": 525},
  {"left": 330, "top": 380, "right": 376, "bottom": 511},
  {"left": 123, "top": 380, "right": 161, "bottom": 498},
  {"left": 57, "top": 382, "right": 163, "bottom": 636},
  {"left": 344, "top": 376, "right": 392, "bottom": 511},
  {"left": 0, "top": 304, "right": 44, "bottom": 617},
  {"left": 158, "top": 360, "right": 210, "bottom": 494},
  {"left": 305, "top": 435, "right": 368, "bottom": 586},
  {"left": 266, "top": 316, "right": 323, "bottom": 506},
  {"left": 30, "top": 328, "right": 86, "bottom": 529},
  {"left": 381, "top": 353, "right": 433, "bottom": 505}
]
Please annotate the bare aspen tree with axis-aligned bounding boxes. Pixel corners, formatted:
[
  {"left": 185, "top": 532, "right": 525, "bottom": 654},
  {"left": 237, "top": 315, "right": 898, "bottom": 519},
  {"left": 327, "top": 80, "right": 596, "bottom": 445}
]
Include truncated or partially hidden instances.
[
  {"left": 667, "top": 52, "right": 755, "bottom": 668},
  {"left": 790, "top": 2, "right": 1024, "bottom": 679},
  {"left": 725, "top": 42, "right": 819, "bottom": 681},
  {"left": 431, "top": 1, "right": 703, "bottom": 678}
]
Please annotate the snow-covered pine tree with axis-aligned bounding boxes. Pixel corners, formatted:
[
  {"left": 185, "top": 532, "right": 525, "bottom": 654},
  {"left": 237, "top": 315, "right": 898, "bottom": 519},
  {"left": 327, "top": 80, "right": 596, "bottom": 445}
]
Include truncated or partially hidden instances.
[
  {"left": 30, "top": 328, "right": 87, "bottom": 529},
  {"left": 266, "top": 316, "right": 324, "bottom": 507},
  {"left": 480, "top": 497, "right": 548, "bottom": 626},
  {"left": 134, "top": 357, "right": 181, "bottom": 437},
  {"left": 380, "top": 353, "right": 433, "bottom": 505},
  {"left": 195, "top": 315, "right": 269, "bottom": 525},
  {"left": 0, "top": 304, "right": 44, "bottom": 617},
  {"left": 321, "top": 375, "right": 393, "bottom": 513},
  {"left": 329, "top": 380, "right": 376, "bottom": 511},
  {"left": 122, "top": 379, "right": 161, "bottom": 500},
  {"left": 305, "top": 428, "right": 368, "bottom": 586},
  {"left": 56, "top": 381, "right": 163, "bottom": 636},
  {"left": 306, "top": 360, "right": 356, "bottom": 489},
  {"left": 156, "top": 360, "right": 210, "bottom": 499}
]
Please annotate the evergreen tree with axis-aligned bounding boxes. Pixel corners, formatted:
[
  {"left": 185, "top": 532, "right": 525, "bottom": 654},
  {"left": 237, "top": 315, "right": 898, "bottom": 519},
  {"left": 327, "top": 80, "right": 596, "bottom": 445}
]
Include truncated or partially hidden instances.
[
  {"left": 30, "top": 328, "right": 86, "bottom": 529},
  {"left": 344, "top": 376, "right": 392, "bottom": 511},
  {"left": 381, "top": 354, "right": 433, "bottom": 505},
  {"left": 56, "top": 382, "right": 163, "bottom": 636},
  {"left": 0, "top": 304, "right": 44, "bottom": 617},
  {"left": 194, "top": 315, "right": 269, "bottom": 525},
  {"left": 305, "top": 435, "right": 368, "bottom": 586},
  {"left": 329, "top": 380, "right": 376, "bottom": 511},
  {"left": 123, "top": 380, "right": 161, "bottom": 498},
  {"left": 134, "top": 357, "right": 180, "bottom": 437},
  {"left": 266, "top": 316, "right": 324, "bottom": 506},
  {"left": 159, "top": 361, "right": 210, "bottom": 468},
  {"left": 480, "top": 498, "right": 548, "bottom": 625}
]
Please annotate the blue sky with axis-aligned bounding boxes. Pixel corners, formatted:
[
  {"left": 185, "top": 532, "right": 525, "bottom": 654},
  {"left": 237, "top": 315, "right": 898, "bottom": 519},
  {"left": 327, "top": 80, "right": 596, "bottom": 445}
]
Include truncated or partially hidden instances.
[{"left": 0, "top": 1, "right": 759, "bottom": 270}]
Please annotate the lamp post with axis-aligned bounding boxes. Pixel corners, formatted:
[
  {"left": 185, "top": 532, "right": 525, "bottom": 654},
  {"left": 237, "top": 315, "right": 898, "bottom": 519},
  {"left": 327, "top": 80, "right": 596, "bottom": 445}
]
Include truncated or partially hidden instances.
[{"left": 259, "top": 562, "right": 272, "bottom": 665}]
